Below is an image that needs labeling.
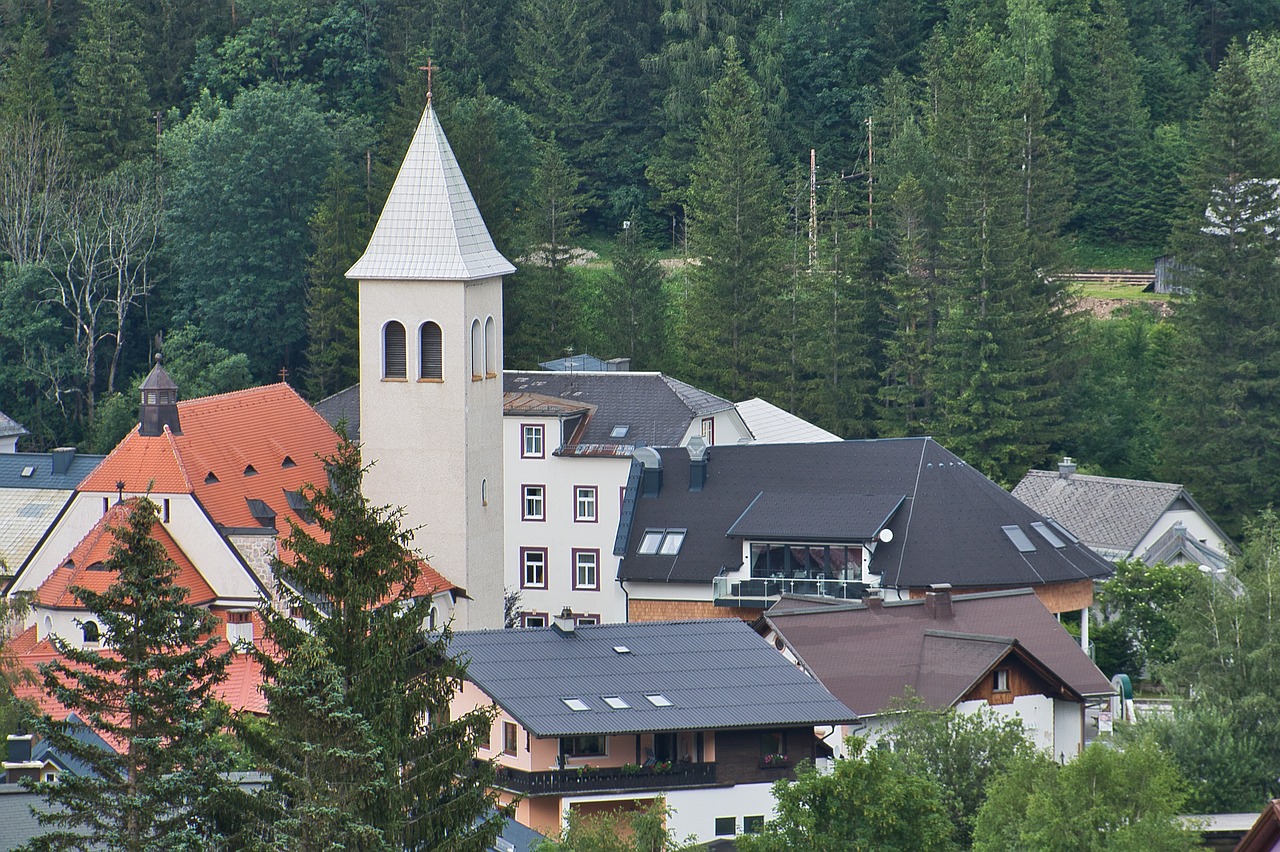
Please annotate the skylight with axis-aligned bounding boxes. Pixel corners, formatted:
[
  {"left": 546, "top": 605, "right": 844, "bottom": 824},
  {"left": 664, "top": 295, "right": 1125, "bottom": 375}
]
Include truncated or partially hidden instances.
[
  {"left": 562, "top": 698, "right": 590, "bottom": 712},
  {"left": 1047, "top": 518, "right": 1079, "bottom": 543},
  {"left": 611, "top": 425, "right": 630, "bottom": 438},
  {"left": 658, "top": 530, "right": 685, "bottom": 555},
  {"left": 639, "top": 529, "right": 686, "bottom": 557},
  {"left": 1030, "top": 521, "right": 1066, "bottom": 549},
  {"left": 602, "top": 696, "right": 630, "bottom": 709},
  {"left": 1001, "top": 524, "right": 1037, "bottom": 553},
  {"left": 613, "top": 646, "right": 632, "bottom": 654},
  {"left": 645, "top": 694, "right": 673, "bottom": 707},
  {"left": 638, "top": 530, "right": 664, "bottom": 555},
  {"left": 20, "top": 466, "right": 34, "bottom": 478}
]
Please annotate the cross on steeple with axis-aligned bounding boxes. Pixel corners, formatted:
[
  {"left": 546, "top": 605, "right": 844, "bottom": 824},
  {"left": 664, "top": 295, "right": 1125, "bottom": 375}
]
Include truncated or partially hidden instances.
[
  {"left": 278, "top": 366, "right": 289, "bottom": 384},
  {"left": 419, "top": 59, "right": 438, "bottom": 105}
]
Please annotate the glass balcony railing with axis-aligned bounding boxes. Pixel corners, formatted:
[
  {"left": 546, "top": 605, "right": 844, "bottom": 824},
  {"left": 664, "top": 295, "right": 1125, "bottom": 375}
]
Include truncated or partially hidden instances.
[{"left": 713, "top": 575, "right": 869, "bottom": 606}]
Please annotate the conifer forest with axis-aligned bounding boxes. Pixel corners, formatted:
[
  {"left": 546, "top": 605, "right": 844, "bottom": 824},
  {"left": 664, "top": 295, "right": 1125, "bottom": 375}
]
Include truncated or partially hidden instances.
[{"left": 2, "top": 0, "right": 1280, "bottom": 534}]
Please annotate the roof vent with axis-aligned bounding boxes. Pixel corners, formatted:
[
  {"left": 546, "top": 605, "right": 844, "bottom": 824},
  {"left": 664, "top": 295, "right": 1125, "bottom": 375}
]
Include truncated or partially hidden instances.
[
  {"left": 281, "top": 456, "right": 296, "bottom": 468},
  {"left": 552, "top": 606, "right": 576, "bottom": 635},
  {"left": 1058, "top": 456, "right": 1077, "bottom": 478},
  {"left": 50, "top": 447, "right": 76, "bottom": 475},
  {"left": 924, "top": 584, "right": 953, "bottom": 619},
  {"left": 686, "top": 436, "right": 708, "bottom": 492},
  {"left": 633, "top": 447, "right": 663, "bottom": 497},
  {"left": 244, "top": 465, "right": 258, "bottom": 477},
  {"left": 204, "top": 471, "right": 219, "bottom": 484}
]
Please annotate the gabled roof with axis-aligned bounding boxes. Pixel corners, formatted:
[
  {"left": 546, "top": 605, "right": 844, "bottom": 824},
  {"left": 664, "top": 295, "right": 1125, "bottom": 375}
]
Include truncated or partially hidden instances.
[
  {"left": 0, "top": 451, "right": 104, "bottom": 574},
  {"left": 618, "top": 438, "right": 1115, "bottom": 589},
  {"left": 1141, "top": 522, "right": 1230, "bottom": 571},
  {"left": 34, "top": 501, "right": 215, "bottom": 609},
  {"left": 735, "top": 398, "right": 840, "bottom": 444},
  {"left": 80, "top": 384, "right": 337, "bottom": 533},
  {"left": 1012, "top": 468, "right": 1233, "bottom": 559},
  {"left": 503, "top": 371, "right": 735, "bottom": 454},
  {"left": 345, "top": 102, "right": 514, "bottom": 281},
  {"left": 0, "top": 410, "right": 26, "bottom": 440},
  {"left": 313, "top": 384, "right": 361, "bottom": 442},
  {"left": 450, "top": 619, "right": 857, "bottom": 738},
  {"left": 1237, "top": 799, "right": 1280, "bottom": 852},
  {"left": 762, "top": 588, "right": 1115, "bottom": 717}
]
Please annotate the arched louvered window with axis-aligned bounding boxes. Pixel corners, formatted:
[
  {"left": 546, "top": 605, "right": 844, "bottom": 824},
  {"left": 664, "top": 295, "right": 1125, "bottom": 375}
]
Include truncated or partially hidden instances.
[
  {"left": 384, "top": 321, "right": 407, "bottom": 379},
  {"left": 484, "top": 316, "right": 497, "bottom": 377},
  {"left": 420, "top": 322, "right": 443, "bottom": 380},
  {"left": 470, "top": 319, "right": 483, "bottom": 380}
]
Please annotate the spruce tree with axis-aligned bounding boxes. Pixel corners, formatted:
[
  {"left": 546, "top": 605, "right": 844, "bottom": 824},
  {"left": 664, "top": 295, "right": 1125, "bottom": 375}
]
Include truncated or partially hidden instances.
[
  {"left": 1160, "top": 46, "right": 1280, "bottom": 534},
  {"left": 599, "top": 217, "right": 668, "bottom": 370},
  {"left": 684, "top": 47, "right": 785, "bottom": 401},
  {"left": 69, "top": 0, "right": 152, "bottom": 173},
  {"left": 22, "top": 498, "right": 234, "bottom": 851},
  {"left": 246, "top": 435, "right": 504, "bottom": 850}
]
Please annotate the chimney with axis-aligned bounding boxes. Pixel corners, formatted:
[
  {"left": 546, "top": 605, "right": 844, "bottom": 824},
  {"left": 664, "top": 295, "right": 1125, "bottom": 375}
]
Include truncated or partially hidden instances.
[
  {"left": 50, "top": 447, "right": 76, "bottom": 475},
  {"left": 1058, "top": 457, "right": 1076, "bottom": 479},
  {"left": 3, "top": 734, "right": 39, "bottom": 784},
  {"left": 138, "top": 353, "right": 181, "bottom": 437},
  {"left": 6, "top": 734, "right": 31, "bottom": 764},
  {"left": 686, "top": 437, "right": 708, "bottom": 492},
  {"left": 634, "top": 447, "right": 663, "bottom": 497},
  {"left": 552, "top": 606, "right": 576, "bottom": 635},
  {"left": 924, "top": 584, "right": 953, "bottom": 619},
  {"left": 863, "top": 590, "right": 883, "bottom": 612},
  {"left": 606, "top": 357, "right": 631, "bottom": 372}
]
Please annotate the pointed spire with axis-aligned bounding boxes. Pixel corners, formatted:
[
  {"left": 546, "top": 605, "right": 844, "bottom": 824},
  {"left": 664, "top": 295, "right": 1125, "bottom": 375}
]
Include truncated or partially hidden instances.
[
  {"left": 139, "top": 353, "right": 181, "bottom": 436},
  {"left": 345, "top": 99, "right": 515, "bottom": 282}
]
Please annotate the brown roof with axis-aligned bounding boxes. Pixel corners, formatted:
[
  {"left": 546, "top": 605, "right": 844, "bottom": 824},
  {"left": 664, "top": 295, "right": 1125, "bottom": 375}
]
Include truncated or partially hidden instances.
[
  {"left": 1236, "top": 800, "right": 1280, "bottom": 852},
  {"left": 762, "top": 588, "right": 1114, "bottom": 717}
]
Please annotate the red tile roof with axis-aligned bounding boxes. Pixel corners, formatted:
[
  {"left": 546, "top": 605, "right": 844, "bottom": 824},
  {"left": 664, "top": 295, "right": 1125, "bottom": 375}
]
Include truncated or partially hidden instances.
[
  {"left": 80, "top": 384, "right": 337, "bottom": 534},
  {"left": 35, "top": 502, "right": 215, "bottom": 608}
]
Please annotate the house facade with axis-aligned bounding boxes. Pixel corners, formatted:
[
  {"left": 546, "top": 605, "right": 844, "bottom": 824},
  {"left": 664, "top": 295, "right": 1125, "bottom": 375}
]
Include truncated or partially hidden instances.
[
  {"left": 448, "top": 617, "right": 855, "bottom": 843},
  {"left": 0, "top": 447, "right": 103, "bottom": 582},
  {"left": 1012, "top": 457, "right": 1235, "bottom": 570},
  {"left": 759, "top": 587, "right": 1116, "bottom": 761},
  {"left": 616, "top": 439, "right": 1114, "bottom": 638},
  {"left": 503, "top": 371, "right": 752, "bottom": 626}
]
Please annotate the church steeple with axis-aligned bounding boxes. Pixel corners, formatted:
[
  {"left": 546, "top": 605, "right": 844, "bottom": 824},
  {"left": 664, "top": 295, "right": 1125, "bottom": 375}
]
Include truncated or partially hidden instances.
[
  {"left": 345, "top": 101, "right": 514, "bottom": 283},
  {"left": 138, "top": 353, "right": 180, "bottom": 437}
]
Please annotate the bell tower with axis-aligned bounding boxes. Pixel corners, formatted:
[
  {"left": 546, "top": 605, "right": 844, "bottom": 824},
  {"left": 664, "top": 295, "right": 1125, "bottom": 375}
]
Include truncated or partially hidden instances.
[{"left": 346, "top": 95, "right": 513, "bottom": 629}]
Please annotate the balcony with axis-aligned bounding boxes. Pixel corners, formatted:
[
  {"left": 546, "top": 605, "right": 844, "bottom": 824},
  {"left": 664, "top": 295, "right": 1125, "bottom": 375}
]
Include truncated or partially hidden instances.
[
  {"left": 491, "top": 761, "right": 718, "bottom": 796},
  {"left": 713, "top": 575, "right": 868, "bottom": 608}
]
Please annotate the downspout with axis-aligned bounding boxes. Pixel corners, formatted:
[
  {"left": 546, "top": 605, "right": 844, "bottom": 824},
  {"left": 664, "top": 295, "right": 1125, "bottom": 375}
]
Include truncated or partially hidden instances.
[{"left": 618, "top": 569, "right": 630, "bottom": 622}]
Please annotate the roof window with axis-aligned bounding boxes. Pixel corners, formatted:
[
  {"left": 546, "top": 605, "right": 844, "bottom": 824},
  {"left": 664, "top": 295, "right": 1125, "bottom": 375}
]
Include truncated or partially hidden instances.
[
  {"left": 602, "top": 696, "right": 630, "bottom": 709},
  {"left": 562, "top": 698, "right": 590, "bottom": 712},
  {"left": 611, "top": 425, "right": 630, "bottom": 438},
  {"left": 644, "top": 694, "right": 673, "bottom": 707},
  {"left": 638, "top": 529, "right": 686, "bottom": 556},
  {"left": 20, "top": 466, "right": 34, "bottom": 478},
  {"left": 1030, "top": 521, "right": 1066, "bottom": 549},
  {"left": 613, "top": 645, "right": 631, "bottom": 654},
  {"left": 1001, "top": 524, "right": 1037, "bottom": 553},
  {"left": 1047, "top": 518, "right": 1079, "bottom": 543}
]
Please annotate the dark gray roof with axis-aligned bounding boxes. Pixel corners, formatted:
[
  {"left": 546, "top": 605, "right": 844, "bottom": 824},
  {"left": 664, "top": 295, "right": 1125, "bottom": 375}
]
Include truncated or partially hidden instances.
[
  {"left": 504, "top": 371, "right": 734, "bottom": 452},
  {"left": 0, "top": 410, "right": 26, "bottom": 440},
  {"left": 618, "top": 438, "right": 1114, "bottom": 589},
  {"left": 727, "top": 492, "right": 904, "bottom": 541},
  {"left": 314, "top": 385, "right": 361, "bottom": 442},
  {"left": 1012, "top": 469, "right": 1234, "bottom": 559},
  {"left": 762, "top": 588, "right": 1115, "bottom": 716},
  {"left": 1141, "top": 523, "right": 1230, "bottom": 571},
  {"left": 450, "top": 619, "right": 857, "bottom": 738},
  {"left": 0, "top": 451, "right": 104, "bottom": 491}
]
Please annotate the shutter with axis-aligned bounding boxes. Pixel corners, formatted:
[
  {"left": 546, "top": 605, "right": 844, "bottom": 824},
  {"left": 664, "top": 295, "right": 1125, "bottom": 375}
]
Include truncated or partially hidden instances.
[
  {"left": 421, "top": 322, "right": 443, "bottom": 379},
  {"left": 384, "top": 322, "right": 406, "bottom": 378}
]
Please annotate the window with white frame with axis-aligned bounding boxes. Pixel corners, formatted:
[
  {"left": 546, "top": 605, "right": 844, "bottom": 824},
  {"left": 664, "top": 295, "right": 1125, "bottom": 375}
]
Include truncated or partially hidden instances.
[
  {"left": 522, "top": 485, "right": 545, "bottom": 521},
  {"left": 521, "top": 549, "right": 547, "bottom": 589},
  {"left": 637, "top": 529, "right": 686, "bottom": 556},
  {"left": 701, "top": 416, "right": 715, "bottom": 445},
  {"left": 573, "top": 549, "right": 599, "bottom": 590},
  {"left": 522, "top": 424, "right": 544, "bottom": 458},
  {"left": 574, "top": 486, "right": 597, "bottom": 522}
]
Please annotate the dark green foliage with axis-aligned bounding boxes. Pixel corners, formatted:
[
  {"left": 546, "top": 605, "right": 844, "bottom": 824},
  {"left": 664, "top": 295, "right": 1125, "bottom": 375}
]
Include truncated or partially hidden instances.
[
  {"left": 596, "top": 218, "right": 668, "bottom": 370},
  {"left": 885, "top": 700, "right": 1037, "bottom": 847},
  {"left": 1097, "top": 559, "right": 1209, "bottom": 679},
  {"left": 244, "top": 435, "right": 506, "bottom": 850},
  {"left": 1160, "top": 47, "right": 1280, "bottom": 535},
  {"left": 535, "top": 798, "right": 694, "bottom": 852},
  {"left": 736, "top": 737, "right": 956, "bottom": 852},
  {"left": 683, "top": 48, "right": 784, "bottom": 401},
  {"left": 22, "top": 498, "right": 234, "bottom": 851},
  {"left": 0, "top": 22, "right": 61, "bottom": 125},
  {"left": 69, "top": 0, "right": 152, "bottom": 173},
  {"left": 163, "top": 82, "right": 336, "bottom": 381},
  {"left": 973, "top": 739, "right": 1198, "bottom": 851}
]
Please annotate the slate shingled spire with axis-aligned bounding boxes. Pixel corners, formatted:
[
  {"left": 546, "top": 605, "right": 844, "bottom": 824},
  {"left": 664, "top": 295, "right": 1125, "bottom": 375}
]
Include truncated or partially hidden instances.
[{"left": 345, "top": 103, "right": 515, "bottom": 281}]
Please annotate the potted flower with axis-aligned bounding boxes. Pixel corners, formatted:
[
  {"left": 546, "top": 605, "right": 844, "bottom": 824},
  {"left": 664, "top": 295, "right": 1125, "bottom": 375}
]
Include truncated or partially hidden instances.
[{"left": 763, "top": 753, "right": 790, "bottom": 768}]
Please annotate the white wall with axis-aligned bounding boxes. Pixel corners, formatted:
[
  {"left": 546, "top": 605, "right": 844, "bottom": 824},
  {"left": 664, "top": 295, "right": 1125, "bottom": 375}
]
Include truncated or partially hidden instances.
[
  {"left": 1135, "top": 508, "right": 1231, "bottom": 558},
  {"left": 562, "top": 782, "right": 778, "bottom": 845}
]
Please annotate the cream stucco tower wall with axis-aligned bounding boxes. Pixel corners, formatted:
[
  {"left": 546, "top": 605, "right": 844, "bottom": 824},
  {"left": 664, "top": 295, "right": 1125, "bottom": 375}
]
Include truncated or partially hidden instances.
[{"left": 347, "top": 100, "right": 513, "bottom": 629}]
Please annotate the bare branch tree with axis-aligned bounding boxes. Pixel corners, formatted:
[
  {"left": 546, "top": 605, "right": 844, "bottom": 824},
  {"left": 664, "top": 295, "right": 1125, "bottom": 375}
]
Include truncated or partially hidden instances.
[
  {"left": 99, "top": 168, "right": 162, "bottom": 394},
  {"left": 0, "top": 115, "right": 69, "bottom": 267}
]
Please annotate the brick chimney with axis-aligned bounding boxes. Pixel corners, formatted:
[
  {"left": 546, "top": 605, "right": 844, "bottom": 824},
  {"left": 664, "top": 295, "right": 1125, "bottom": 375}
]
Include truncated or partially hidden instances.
[
  {"left": 1058, "top": 456, "right": 1077, "bottom": 478},
  {"left": 863, "top": 590, "right": 883, "bottom": 611},
  {"left": 924, "top": 584, "right": 953, "bottom": 619}
]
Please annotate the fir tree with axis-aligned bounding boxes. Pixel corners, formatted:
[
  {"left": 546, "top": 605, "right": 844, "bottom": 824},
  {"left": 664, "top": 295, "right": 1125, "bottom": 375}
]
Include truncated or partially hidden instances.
[
  {"left": 69, "top": 0, "right": 152, "bottom": 173},
  {"left": 22, "top": 498, "right": 234, "bottom": 851},
  {"left": 598, "top": 217, "right": 667, "bottom": 370},
  {"left": 245, "top": 435, "right": 505, "bottom": 850},
  {"left": 0, "top": 22, "right": 62, "bottom": 126},
  {"left": 1160, "top": 46, "right": 1280, "bottom": 534},
  {"left": 683, "top": 47, "right": 785, "bottom": 401}
]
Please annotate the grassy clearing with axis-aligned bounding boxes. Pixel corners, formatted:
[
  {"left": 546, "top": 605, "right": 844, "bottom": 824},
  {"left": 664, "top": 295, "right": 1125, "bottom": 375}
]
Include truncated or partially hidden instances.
[
  {"left": 1074, "top": 281, "right": 1167, "bottom": 301},
  {"left": 1061, "top": 240, "right": 1163, "bottom": 271}
]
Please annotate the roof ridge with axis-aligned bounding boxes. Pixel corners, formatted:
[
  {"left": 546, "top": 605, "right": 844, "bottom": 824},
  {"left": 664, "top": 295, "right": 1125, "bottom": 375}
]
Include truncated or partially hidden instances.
[
  {"left": 923, "top": 629, "right": 1017, "bottom": 644},
  {"left": 1023, "top": 469, "right": 1183, "bottom": 490},
  {"left": 178, "top": 382, "right": 294, "bottom": 409},
  {"left": 163, "top": 427, "right": 195, "bottom": 492}
]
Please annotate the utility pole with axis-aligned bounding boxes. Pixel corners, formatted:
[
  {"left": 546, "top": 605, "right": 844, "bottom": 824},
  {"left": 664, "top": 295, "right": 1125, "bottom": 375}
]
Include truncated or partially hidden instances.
[{"left": 809, "top": 149, "right": 818, "bottom": 273}]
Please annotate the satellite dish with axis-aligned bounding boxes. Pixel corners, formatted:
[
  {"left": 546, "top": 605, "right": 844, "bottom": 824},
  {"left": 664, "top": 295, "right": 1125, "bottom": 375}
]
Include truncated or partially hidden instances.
[{"left": 878, "top": 528, "right": 894, "bottom": 543}]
